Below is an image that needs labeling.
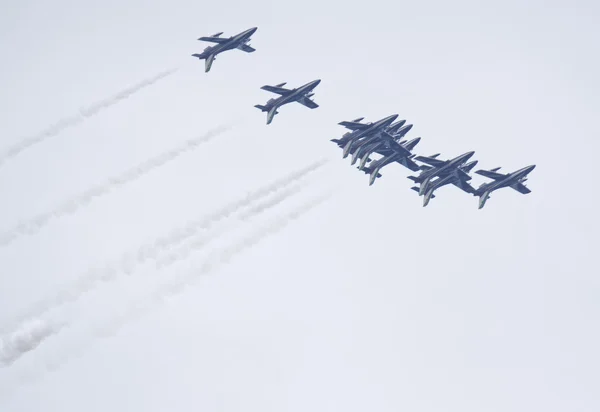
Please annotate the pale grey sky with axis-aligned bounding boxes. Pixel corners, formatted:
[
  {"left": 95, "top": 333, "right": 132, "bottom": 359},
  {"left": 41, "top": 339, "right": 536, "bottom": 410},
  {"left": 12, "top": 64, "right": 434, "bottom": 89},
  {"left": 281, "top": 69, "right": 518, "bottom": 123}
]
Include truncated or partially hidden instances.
[{"left": 1, "top": 0, "right": 599, "bottom": 411}]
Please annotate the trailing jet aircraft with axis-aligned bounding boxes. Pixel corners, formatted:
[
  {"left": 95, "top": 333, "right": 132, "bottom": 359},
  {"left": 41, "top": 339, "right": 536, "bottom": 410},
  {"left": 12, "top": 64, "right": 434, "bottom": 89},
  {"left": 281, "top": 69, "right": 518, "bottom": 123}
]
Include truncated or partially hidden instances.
[
  {"left": 331, "top": 118, "right": 402, "bottom": 153},
  {"left": 473, "top": 165, "right": 536, "bottom": 209},
  {"left": 333, "top": 114, "right": 400, "bottom": 158},
  {"left": 364, "top": 137, "right": 422, "bottom": 185},
  {"left": 410, "top": 160, "right": 478, "bottom": 207},
  {"left": 192, "top": 27, "right": 258, "bottom": 72},
  {"left": 254, "top": 79, "right": 321, "bottom": 124},
  {"left": 350, "top": 124, "right": 420, "bottom": 167},
  {"left": 409, "top": 151, "right": 476, "bottom": 196}
]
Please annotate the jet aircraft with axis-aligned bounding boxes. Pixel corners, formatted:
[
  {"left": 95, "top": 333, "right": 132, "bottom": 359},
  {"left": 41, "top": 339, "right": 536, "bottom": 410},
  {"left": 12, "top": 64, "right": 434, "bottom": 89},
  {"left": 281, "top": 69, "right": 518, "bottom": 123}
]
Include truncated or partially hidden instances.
[
  {"left": 410, "top": 160, "right": 478, "bottom": 206},
  {"left": 409, "top": 151, "right": 476, "bottom": 196},
  {"left": 334, "top": 114, "right": 400, "bottom": 158},
  {"left": 351, "top": 122, "right": 413, "bottom": 167},
  {"left": 364, "top": 137, "right": 422, "bottom": 185},
  {"left": 254, "top": 79, "right": 321, "bottom": 124},
  {"left": 473, "top": 165, "right": 536, "bottom": 209},
  {"left": 192, "top": 27, "right": 258, "bottom": 72}
]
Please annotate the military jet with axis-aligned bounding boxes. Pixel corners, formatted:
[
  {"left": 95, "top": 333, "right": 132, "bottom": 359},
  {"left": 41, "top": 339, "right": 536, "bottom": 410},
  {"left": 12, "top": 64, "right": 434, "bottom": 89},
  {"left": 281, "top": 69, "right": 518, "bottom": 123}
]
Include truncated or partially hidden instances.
[
  {"left": 254, "top": 79, "right": 321, "bottom": 125},
  {"left": 331, "top": 118, "right": 403, "bottom": 154},
  {"left": 364, "top": 137, "right": 422, "bottom": 185},
  {"left": 473, "top": 165, "right": 536, "bottom": 209},
  {"left": 408, "top": 151, "right": 476, "bottom": 196},
  {"left": 333, "top": 114, "right": 400, "bottom": 158},
  {"left": 351, "top": 123, "right": 414, "bottom": 167},
  {"left": 410, "top": 160, "right": 478, "bottom": 207},
  {"left": 192, "top": 27, "right": 258, "bottom": 72}
]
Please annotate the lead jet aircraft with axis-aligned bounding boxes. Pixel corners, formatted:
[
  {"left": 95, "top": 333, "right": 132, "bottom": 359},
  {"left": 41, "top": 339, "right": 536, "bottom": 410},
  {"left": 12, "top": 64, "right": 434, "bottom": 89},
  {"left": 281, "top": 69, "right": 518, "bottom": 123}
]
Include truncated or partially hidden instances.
[
  {"left": 364, "top": 137, "right": 422, "bottom": 185},
  {"left": 410, "top": 160, "right": 478, "bottom": 207},
  {"left": 254, "top": 79, "right": 321, "bottom": 125},
  {"left": 333, "top": 114, "right": 400, "bottom": 158},
  {"left": 192, "top": 27, "right": 258, "bottom": 72},
  {"left": 473, "top": 165, "right": 536, "bottom": 209},
  {"left": 408, "top": 151, "right": 476, "bottom": 195}
]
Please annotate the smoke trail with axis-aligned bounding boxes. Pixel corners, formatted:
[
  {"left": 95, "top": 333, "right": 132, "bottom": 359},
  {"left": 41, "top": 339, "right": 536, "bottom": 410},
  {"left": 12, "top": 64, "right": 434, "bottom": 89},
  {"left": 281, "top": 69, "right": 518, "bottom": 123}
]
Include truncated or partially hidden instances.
[
  {"left": 155, "top": 179, "right": 312, "bottom": 269},
  {"left": 0, "top": 159, "right": 329, "bottom": 335},
  {"left": 0, "top": 69, "right": 177, "bottom": 168},
  {"left": 0, "top": 125, "right": 230, "bottom": 247},
  {"left": 0, "top": 178, "right": 313, "bottom": 367},
  {"left": 0, "top": 194, "right": 331, "bottom": 400},
  {"left": 0, "top": 319, "right": 66, "bottom": 368},
  {"left": 100, "top": 192, "right": 332, "bottom": 338}
]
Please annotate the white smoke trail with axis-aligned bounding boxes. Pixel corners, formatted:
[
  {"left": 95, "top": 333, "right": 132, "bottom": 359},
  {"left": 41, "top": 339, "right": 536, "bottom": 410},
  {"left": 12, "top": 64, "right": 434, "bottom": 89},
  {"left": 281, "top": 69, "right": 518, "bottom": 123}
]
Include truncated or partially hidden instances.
[
  {"left": 0, "top": 319, "right": 67, "bottom": 368},
  {"left": 101, "top": 192, "right": 332, "bottom": 337},
  {"left": 155, "top": 178, "right": 312, "bottom": 269},
  {"left": 0, "top": 69, "right": 177, "bottom": 168},
  {"left": 0, "top": 159, "right": 329, "bottom": 336},
  {"left": 0, "top": 193, "right": 332, "bottom": 401},
  {"left": 0, "top": 124, "right": 230, "bottom": 247},
  {"left": 0, "top": 177, "right": 314, "bottom": 367}
]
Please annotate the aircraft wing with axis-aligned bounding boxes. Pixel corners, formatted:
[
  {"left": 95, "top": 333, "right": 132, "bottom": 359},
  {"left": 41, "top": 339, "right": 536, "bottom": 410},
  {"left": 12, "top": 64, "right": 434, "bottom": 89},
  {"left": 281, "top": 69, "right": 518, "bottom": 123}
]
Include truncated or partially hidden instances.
[
  {"left": 475, "top": 169, "right": 507, "bottom": 180},
  {"left": 239, "top": 44, "right": 256, "bottom": 53},
  {"left": 338, "top": 121, "right": 371, "bottom": 131},
  {"left": 198, "top": 36, "right": 228, "bottom": 43},
  {"left": 402, "top": 157, "right": 422, "bottom": 172},
  {"left": 297, "top": 97, "right": 319, "bottom": 109},
  {"left": 453, "top": 179, "right": 476, "bottom": 194},
  {"left": 511, "top": 182, "right": 531, "bottom": 194},
  {"left": 414, "top": 155, "right": 446, "bottom": 167},
  {"left": 261, "top": 85, "right": 292, "bottom": 95}
]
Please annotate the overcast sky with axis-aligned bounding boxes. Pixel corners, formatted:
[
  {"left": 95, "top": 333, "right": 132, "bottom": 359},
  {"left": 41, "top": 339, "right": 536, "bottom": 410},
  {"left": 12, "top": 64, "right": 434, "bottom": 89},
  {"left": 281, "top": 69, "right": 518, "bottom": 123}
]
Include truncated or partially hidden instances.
[{"left": 1, "top": 0, "right": 599, "bottom": 411}]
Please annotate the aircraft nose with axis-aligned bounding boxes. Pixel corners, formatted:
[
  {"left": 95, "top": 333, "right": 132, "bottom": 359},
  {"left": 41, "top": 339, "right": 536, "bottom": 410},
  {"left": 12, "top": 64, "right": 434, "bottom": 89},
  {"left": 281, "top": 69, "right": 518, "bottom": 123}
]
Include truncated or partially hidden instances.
[
  {"left": 312, "top": 79, "right": 321, "bottom": 86},
  {"left": 247, "top": 27, "right": 258, "bottom": 35}
]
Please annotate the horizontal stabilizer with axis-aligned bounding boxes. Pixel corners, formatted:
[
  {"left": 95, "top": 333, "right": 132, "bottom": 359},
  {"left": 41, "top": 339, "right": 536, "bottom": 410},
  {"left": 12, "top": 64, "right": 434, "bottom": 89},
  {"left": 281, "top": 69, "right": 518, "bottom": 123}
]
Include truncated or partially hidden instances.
[
  {"left": 351, "top": 117, "right": 365, "bottom": 123},
  {"left": 275, "top": 82, "right": 287, "bottom": 87},
  {"left": 490, "top": 167, "right": 502, "bottom": 172},
  {"left": 254, "top": 104, "right": 268, "bottom": 112},
  {"left": 212, "top": 32, "right": 224, "bottom": 37}
]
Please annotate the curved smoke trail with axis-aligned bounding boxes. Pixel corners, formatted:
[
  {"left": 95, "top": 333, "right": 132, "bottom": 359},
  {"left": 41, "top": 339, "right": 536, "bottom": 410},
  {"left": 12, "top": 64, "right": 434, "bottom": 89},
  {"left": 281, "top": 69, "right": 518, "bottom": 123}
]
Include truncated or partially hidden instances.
[
  {"left": 0, "top": 124, "right": 231, "bottom": 248},
  {"left": 0, "top": 69, "right": 177, "bottom": 169}
]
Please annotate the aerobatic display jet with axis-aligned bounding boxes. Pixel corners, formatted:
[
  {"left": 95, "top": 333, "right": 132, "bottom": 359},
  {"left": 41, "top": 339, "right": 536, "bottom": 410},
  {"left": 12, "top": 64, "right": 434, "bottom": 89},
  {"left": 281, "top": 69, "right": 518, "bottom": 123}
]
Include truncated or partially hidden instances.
[
  {"left": 254, "top": 79, "right": 321, "bottom": 124},
  {"left": 473, "top": 165, "right": 536, "bottom": 209},
  {"left": 192, "top": 27, "right": 258, "bottom": 72},
  {"left": 333, "top": 114, "right": 400, "bottom": 158},
  {"left": 408, "top": 151, "right": 476, "bottom": 196},
  {"left": 350, "top": 122, "right": 413, "bottom": 166},
  {"left": 410, "top": 160, "right": 478, "bottom": 207},
  {"left": 364, "top": 137, "right": 422, "bottom": 185}
]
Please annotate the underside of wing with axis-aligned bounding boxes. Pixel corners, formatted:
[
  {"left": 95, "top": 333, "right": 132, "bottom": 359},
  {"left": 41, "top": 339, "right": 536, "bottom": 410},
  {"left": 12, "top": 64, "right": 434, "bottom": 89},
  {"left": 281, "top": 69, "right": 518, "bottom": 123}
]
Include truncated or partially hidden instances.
[
  {"left": 261, "top": 85, "right": 292, "bottom": 95},
  {"left": 339, "top": 121, "right": 371, "bottom": 131},
  {"left": 511, "top": 182, "right": 531, "bottom": 194},
  {"left": 475, "top": 169, "right": 507, "bottom": 180},
  {"left": 297, "top": 97, "right": 319, "bottom": 109},
  {"left": 414, "top": 155, "right": 446, "bottom": 167},
  {"left": 401, "top": 157, "right": 422, "bottom": 172},
  {"left": 453, "top": 179, "right": 476, "bottom": 193},
  {"left": 238, "top": 44, "right": 256, "bottom": 53},
  {"left": 198, "top": 36, "right": 228, "bottom": 43}
]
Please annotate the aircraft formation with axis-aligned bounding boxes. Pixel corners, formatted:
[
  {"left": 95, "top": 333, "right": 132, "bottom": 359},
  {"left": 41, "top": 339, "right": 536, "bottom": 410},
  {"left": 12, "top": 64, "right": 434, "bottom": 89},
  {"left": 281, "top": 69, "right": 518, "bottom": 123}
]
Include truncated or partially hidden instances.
[{"left": 192, "top": 27, "right": 535, "bottom": 209}]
